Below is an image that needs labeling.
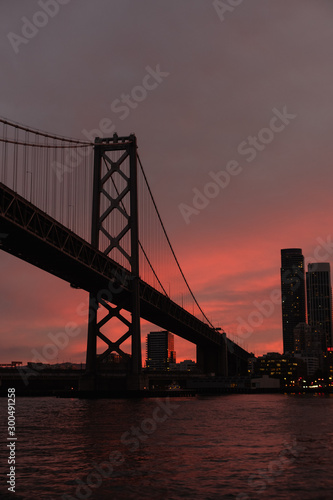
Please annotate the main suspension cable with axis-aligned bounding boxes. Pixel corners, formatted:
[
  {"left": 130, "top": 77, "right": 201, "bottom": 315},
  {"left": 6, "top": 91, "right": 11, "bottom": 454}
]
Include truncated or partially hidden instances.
[
  {"left": 0, "top": 117, "right": 93, "bottom": 145},
  {"left": 137, "top": 153, "right": 215, "bottom": 328},
  {"left": 0, "top": 137, "right": 92, "bottom": 148}
]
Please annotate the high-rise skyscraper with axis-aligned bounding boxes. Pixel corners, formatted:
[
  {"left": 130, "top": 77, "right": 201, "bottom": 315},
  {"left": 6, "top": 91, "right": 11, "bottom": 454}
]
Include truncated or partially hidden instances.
[
  {"left": 280, "top": 248, "right": 306, "bottom": 353},
  {"left": 306, "top": 262, "right": 333, "bottom": 351},
  {"left": 146, "top": 331, "right": 176, "bottom": 370}
]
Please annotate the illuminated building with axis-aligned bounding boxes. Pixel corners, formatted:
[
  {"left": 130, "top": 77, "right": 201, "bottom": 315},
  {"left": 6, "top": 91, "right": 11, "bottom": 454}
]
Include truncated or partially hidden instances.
[
  {"left": 146, "top": 331, "right": 176, "bottom": 371},
  {"left": 253, "top": 352, "right": 306, "bottom": 386},
  {"left": 294, "top": 322, "right": 322, "bottom": 353},
  {"left": 324, "top": 349, "right": 333, "bottom": 382},
  {"left": 294, "top": 323, "right": 323, "bottom": 376},
  {"left": 306, "top": 262, "right": 333, "bottom": 351},
  {"left": 280, "top": 248, "right": 306, "bottom": 353}
]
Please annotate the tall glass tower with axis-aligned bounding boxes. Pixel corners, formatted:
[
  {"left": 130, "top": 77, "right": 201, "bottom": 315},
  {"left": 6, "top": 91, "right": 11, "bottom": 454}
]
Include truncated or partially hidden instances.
[
  {"left": 280, "top": 248, "right": 306, "bottom": 353},
  {"left": 306, "top": 262, "right": 333, "bottom": 351},
  {"left": 146, "top": 331, "right": 176, "bottom": 370}
]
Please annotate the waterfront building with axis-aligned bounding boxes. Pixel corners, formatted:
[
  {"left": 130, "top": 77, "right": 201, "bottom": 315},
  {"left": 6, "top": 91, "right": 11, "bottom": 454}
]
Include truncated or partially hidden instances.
[
  {"left": 306, "top": 262, "right": 333, "bottom": 351},
  {"left": 294, "top": 323, "right": 323, "bottom": 376},
  {"left": 293, "top": 322, "right": 311, "bottom": 353},
  {"left": 280, "top": 248, "right": 306, "bottom": 353},
  {"left": 146, "top": 331, "right": 176, "bottom": 371},
  {"left": 323, "top": 349, "right": 333, "bottom": 381},
  {"left": 179, "top": 359, "right": 196, "bottom": 371},
  {"left": 253, "top": 352, "right": 307, "bottom": 385}
]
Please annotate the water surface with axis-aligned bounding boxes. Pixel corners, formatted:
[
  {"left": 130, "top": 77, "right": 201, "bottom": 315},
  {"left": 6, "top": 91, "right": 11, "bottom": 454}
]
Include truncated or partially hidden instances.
[{"left": 1, "top": 394, "right": 333, "bottom": 499}]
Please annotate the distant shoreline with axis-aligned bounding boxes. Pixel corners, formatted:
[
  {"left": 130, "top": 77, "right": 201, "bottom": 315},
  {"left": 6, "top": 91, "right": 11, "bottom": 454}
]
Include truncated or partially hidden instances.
[{"left": 1, "top": 387, "right": 332, "bottom": 398}]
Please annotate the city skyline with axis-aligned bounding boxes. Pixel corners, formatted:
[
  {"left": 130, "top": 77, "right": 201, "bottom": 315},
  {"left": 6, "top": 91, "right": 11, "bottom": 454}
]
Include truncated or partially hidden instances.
[
  {"left": 2, "top": 1, "right": 333, "bottom": 363},
  {"left": 280, "top": 250, "right": 333, "bottom": 356}
]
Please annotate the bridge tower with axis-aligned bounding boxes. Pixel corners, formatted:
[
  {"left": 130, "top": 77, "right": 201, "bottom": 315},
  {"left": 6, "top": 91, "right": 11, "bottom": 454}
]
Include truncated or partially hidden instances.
[{"left": 84, "top": 134, "right": 142, "bottom": 391}]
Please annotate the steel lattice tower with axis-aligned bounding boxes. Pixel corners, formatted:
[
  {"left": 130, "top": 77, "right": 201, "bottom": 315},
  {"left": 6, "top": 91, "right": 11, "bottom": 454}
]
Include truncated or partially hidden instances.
[{"left": 85, "top": 134, "right": 141, "bottom": 387}]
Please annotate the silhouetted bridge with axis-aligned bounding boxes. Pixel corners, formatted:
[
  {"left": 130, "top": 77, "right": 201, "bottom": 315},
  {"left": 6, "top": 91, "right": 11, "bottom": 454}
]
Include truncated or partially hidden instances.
[{"left": 0, "top": 119, "right": 250, "bottom": 391}]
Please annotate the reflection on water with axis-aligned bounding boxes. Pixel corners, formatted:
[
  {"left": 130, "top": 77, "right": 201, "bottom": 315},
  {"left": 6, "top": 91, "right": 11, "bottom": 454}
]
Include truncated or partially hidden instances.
[{"left": 1, "top": 394, "right": 333, "bottom": 499}]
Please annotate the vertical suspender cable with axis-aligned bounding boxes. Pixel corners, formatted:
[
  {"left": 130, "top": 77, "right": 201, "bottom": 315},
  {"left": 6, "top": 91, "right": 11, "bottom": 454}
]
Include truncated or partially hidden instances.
[{"left": 137, "top": 153, "right": 215, "bottom": 329}]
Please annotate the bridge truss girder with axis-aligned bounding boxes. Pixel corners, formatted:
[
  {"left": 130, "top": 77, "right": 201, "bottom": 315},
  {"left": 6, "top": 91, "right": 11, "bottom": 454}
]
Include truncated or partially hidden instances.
[{"left": 0, "top": 181, "right": 251, "bottom": 379}]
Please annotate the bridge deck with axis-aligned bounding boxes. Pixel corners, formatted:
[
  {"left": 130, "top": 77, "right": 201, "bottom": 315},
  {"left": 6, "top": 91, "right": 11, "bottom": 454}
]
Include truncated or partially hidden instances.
[{"left": 0, "top": 182, "right": 249, "bottom": 360}]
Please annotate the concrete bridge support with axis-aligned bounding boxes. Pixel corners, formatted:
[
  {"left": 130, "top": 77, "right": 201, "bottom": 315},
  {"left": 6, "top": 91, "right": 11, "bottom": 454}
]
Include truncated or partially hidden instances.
[{"left": 196, "top": 338, "right": 228, "bottom": 376}]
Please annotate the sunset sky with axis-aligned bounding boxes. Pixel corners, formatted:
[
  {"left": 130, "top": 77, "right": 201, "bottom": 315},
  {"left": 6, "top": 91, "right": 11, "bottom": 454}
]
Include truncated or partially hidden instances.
[{"left": 1, "top": 0, "right": 333, "bottom": 365}]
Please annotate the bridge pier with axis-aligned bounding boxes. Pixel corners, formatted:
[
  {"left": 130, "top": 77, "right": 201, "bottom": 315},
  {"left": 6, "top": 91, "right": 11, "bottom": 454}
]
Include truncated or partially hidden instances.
[
  {"left": 78, "top": 371, "right": 148, "bottom": 394},
  {"left": 126, "top": 373, "right": 148, "bottom": 391},
  {"left": 196, "top": 339, "right": 228, "bottom": 376},
  {"left": 79, "top": 372, "right": 96, "bottom": 392}
]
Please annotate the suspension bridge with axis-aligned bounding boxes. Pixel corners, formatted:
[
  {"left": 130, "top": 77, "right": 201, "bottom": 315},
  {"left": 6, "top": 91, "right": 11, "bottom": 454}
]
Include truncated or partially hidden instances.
[{"left": 0, "top": 117, "right": 250, "bottom": 391}]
